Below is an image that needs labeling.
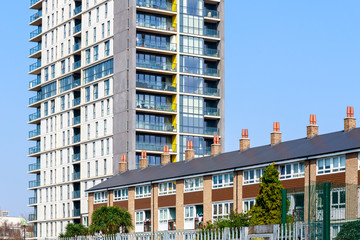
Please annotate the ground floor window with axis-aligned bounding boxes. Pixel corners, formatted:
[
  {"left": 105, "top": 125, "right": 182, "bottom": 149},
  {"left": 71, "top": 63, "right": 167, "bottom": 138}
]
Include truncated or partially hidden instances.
[{"left": 212, "top": 201, "right": 233, "bottom": 220}]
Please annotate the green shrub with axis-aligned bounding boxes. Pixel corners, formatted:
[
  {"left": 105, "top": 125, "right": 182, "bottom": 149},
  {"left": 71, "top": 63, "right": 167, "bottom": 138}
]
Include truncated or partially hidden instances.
[{"left": 336, "top": 221, "right": 360, "bottom": 240}]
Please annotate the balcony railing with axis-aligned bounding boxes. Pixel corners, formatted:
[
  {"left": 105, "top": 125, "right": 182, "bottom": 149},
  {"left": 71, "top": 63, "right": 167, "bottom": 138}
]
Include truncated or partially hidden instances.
[
  {"left": 73, "top": 60, "right": 81, "bottom": 70},
  {"left": 204, "top": 107, "right": 219, "bottom": 116},
  {"left": 29, "top": 94, "right": 42, "bottom": 105},
  {"left": 29, "top": 128, "right": 40, "bottom": 138},
  {"left": 73, "top": 172, "right": 80, "bottom": 180},
  {"left": 204, "top": 28, "right": 219, "bottom": 38},
  {"left": 136, "top": 143, "right": 176, "bottom": 152},
  {"left": 30, "top": 43, "right": 42, "bottom": 56},
  {"left": 28, "top": 163, "right": 40, "bottom": 172},
  {"left": 29, "top": 112, "right": 41, "bottom": 121},
  {"left": 204, "top": 127, "right": 219, "bottom": 135},
  {"left": 73, "top": 116, "right": 80, "bottom": 125},
  {"left": 136, "top": 20, "right": 176, "bottom": 32},
  {"left": 73, "top": 209, "right": 81, "bottom": 217},
  {"left": 73, "top": 24, "right": 82, "bottom": 34},
  {"left": 180, "top": 46, "right": 218, "bottom": 57},
  {"left": 136, "top": 101, "right": 176, "bottom": 112},
  {"left": 74, "top": 5, "right": 82, "bottom": 15},
  {"left": 29, "top": 77, "right": 41, "bottom": 88},
  {"left": 29, "top": 197, "right": 37, "bottom": 205},
  {"left": 136, "top": 40, "right": 177, "bottom": 51},
  {"left": 30, "top": 27, "right": 42, "bottom": 39},
  {"left": 30, "top": 10, "right": 42, "bottom": 22},
  {"left": 73, "top": 153, "right": 80, "bottom": 162},
  {"left": 136, "top": 0, "right": 177, "bottom": 12},
  {"left": 29, "top": 146, "right": 40, "bottom": 155},
  {"left": 73, "top": 97, "right": 81, "bottom": 106},
  {"left": 136, "top": 81, "right": 176, "bottom": 91},
  {"left": 180, "top": 66, "right": 219, "bottom": 77},
  {"left": 29, "top": 180, "right": 40, "bottom": 188},
  {"left": 73, "top": 190, "right": 81, "bottom": 199},
  {"left": 73, "top": 42, "right": 81, "bottom": 52},
  {"left": 204, "top": 9, "right": 219, "bottom": 19},
  {"left": 29, "top": 60, "right": 41, "bottom": 72},
  {"left": 30, "top": 0, "right": 41, "bottom": 6},
  {"left": 73, "top": 135, "right": 81, "bottom": 144},
  {"left": 137, "top": 61, "right": 176, "bottom": 72},
  {"left": 181, "top": 86, "right": 219, "bottom": 96},
  {"left": 28, "top": 213, "right": 37, "bottom": 221},
  {"left": 136, "top": 121, "right": 176, "bottom": 132}
]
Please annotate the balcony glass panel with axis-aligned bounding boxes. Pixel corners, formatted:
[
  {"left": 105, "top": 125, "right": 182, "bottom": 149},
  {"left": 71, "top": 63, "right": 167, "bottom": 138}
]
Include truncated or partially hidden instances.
[
  {"left": 30, "top": 10, "right": 42, "bottom": 22},
  {"left": 28, "top": 213, "right": 37, "bottom": 221},
  {"left": 29, "top": 197, "right": 37, "bottom": 205},
  {"left": 136, "top": 0, "right": 177, "bottom": 12},
  {"left": 29, "top": 128, "right": 40, "bottom": 138},
  {"left": 73, "top": 116, "right": 81, "bottom": 125},
  {"left": 30, "top": 43, "right": 42, "bottom": 55},
  {"left": 73, "top": 135, "right": 81, "bottom": 144},
  {"left": 136, "top": 101, "right": 176, "bottom": 112},
  {"left": 136, "top": 143, "right": 176, "bottom": 152},
  {"left": 136, "top": 81, "right": 176, "bottom": 91},
  {"left": 28, "top": 180, "right": 40, "bottom": 188},
  {"left": 73, "top": 60, "right": 81, "bottom": 70},
  {"left": 29, "top": 146, "right": 40, "bottom": 155},
  {"left": 73, "top": 24, "right": 82, "bottom": 34},
  {"left": 29, "top": 94, "right": 42, "bottom": 105},
  {"left": 29, "top": 60, "right": 41, "bottom": 72},
  {"left": 29, "top": 111, "right": 41, "bottom": 121},
  {"left": 136, "top": 39, "right": 177, "bottom": 51},
  {"left": 28, "top": 163, "right": 40, "bottom": 171},
  {"left": 136, "top": 14, "right": 176, "bottom": 31},
  {"left": 30, "top": 27, "right": 42, "bottom": 39},
  {"left": 73, "top": 42, "right": 81, "bottom": 52},
  {"left": 73, "top": 98, "right": 81, "bottom": 106},
  {"left": 29, "top": 77, "right": 41, "bottom": 88},
  {"left": 72, "top": 153, "right": 80, "bottom": 162},
  {"left": 204, "top": 107, "right": 219, "bottom": 116},
  {"left": 74, "top": 6, "right": 82, "bottom": 15},
  {"left": 73, "top": 172, "right": 80, "bottom": 180},
  {"left": 204, "top": 9, "right": 219, "bottom": 19},
  {"left": 73, "top": 209, "right": 80, "bottom": 217},
  {"left": 204, "top": 127, "right": 219, "bottom": 135},
  {"left": 73, "top": 190, "right": 81, "bottom": 199},
  {"left": 136, "top": 121, "right": 175, "bottom": 132}
]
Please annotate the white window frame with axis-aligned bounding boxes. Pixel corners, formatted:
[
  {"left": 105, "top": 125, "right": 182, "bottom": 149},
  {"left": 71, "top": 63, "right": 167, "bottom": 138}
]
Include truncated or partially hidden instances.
[
  {"left": 94, "top": 191, "right": 107, "bottom": 204},
  {"left": 279, "top": 162, "right": 305, "bottom": 180},
  {"left": 243, "top": 199, "right": 255, "bottom": 213},
  {"left": 114, "top": 188, "right": 128, "bottom": 201},
  {"left": 212, "top": 201, "right": 233, "bottom": 220},
  {"left": 184, "top": 206, "right": 196, "bottom": 222},
  {"left": 212, "top": 173, "right": 234, "bottom": 189},
  {"left": 135, "top": 185, "right": 151, "bottom": 199},
  {"left": 135, "top": 210, "right": 145, "bottom": 225},
  {"left": 317, "top": 155, "right": 345, "bottom": 175},
  {"left": 243, "top": 168, "right": 264, "bottom": 185},
  {"left": 159, "top": 181, "right": 176, "bottom": 196},
  {"left": 184, "top": 177, "right": 203, "bottom": 192}
]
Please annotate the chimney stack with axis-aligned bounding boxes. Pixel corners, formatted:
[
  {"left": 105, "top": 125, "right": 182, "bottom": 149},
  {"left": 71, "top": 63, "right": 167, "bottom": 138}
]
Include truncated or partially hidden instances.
[
  {"left": 161, "top": 146, "right": 171, "bottom": 165},
  {"left": 211, "top": 135, "right": 221, "bottom": 156},
  {"left": 139, "top": 150, "right": 148, "bottom": 169},
  {"left": 119, "top": 155, "right": 127, "bottom": 173},
  {"left": 185, "top": 141, "right": 195, "bottom": 161},
  {"left": 271, "top": 122, "right": 282, "bottom": 146},
  {"left": 344, "top": 106, "right": 356, "bottom": 131},
  {"left": 307, "top": 114, "right": 318, "bottom": 138},
  {"left": 239, "top": 129, "right": 250, "bottom": 151}
]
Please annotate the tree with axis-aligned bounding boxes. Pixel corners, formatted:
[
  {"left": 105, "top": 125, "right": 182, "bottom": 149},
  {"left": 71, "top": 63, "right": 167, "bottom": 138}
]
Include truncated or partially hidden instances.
[
  {"left": 249, "top": 163, "right": 284, "bottom": 225},
  {"left": 90, "top": 206, "right": 133, "bottom": 234},
  {"left": 335, "top": 221, "right": 360, "bottom": 240},
  {"left": 59, "top": 223, "right": 88, "bottom": 238},
  {"left": 0, "top": 220, "right": 23, "bottom": 240}
]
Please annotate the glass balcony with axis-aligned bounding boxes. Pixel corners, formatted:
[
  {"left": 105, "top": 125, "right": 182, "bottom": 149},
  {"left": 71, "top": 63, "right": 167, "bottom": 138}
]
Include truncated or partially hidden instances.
[
  {"left": 29, "top": 146, "right": 40, "bottom": 155},
  {"left": 73, "top": 209, "right": 80, "bottom": 217},
  {"left": 28, "top": 163, "right": 40, "bottom": 172},
  {"left": 180, "top": 66, "right": 219, "bottom": 77},
  {"left": 30, "top": 0, "right": 41, "bottom": 6},
  {"left": 29, "top": 60, "right": 41, "bottom": 72},
  {"left": 72, "top": 153, "right": 80, "bottom": 162},
  {"left": 136, "top": 0, "right": 177, "bottom": 12},
  {"left": 30, "top": 43, "right": 42, "bottom": 56},
  {"left": 73, "top": 42, "right": 81, "bottom": 52},
  {"left": 136, "top": 61, "right": 176, "bottom": 72},
  {"left": 136, "top": 81, "right": 176, "bottom": 91},
  {"left": 136, "top": 101, "right": 176, "bottom": 112},
  {"left": 29, "top": 78, "right": 41, "bottom": 88},
  {"left": 204, "top": 48, "right": 219, "bottom": 57},
  {"left": 136, "top": 143, "right": 176, "bottom": 152},
  {"left": 29, "top": 94, "right": 42, "bottom": 105},
  {"left": 204, "top": 107, "right": 219, "bottom": 116},
  {"left": 204, "top": 127, "right": 219, "bottom": 135},
  {"left": 29, "top": 180, "right": 40, "bottom": 188},
  {"left": 30, "top": 27, "right": 42, "bottom": 39},
  {"left": 136, "top": 121, "right": 176, "bottom": 132},
  {"left": 29, "top": 129, "right": 40, "bottom": 138},
  {"left": 73, "top": 172, "right": 80, "bottom": 180},
  {"left": 204, "top": 9, "right": 219, "bottom": 19},
  {"left": 73, "top": 135, "right": 81, "bottom": 144},
  {"left": 73, "top": 97, "right": 81, "bottom": 106},
  {"left": 73, "top": 116, "right": 80, "bottom": 125},
  {"left": 136, "top": 20, "right": 176, "bottom": 32},
  {"left": 30, "top": 10, "right": 42, "bottom": 22},
  {"left": 29, "top": 197, "right": 37, "bottom": 205},
  {"left": 28, "top": 213, "right": 37, "bottom": 221},
  {"left": 180, "top": 46, "right": 218, "bottom": 57},
  {"left": 136, "top": 40, "right": 177, "bottom": 51},
  {"left": 73, "top": 24, "right": 81, "bottom": 34},
  {"left": 29, "top": 112, "right": 41, "bottom": 121},
  {"left": 73, "top": 190, "right": 81, "bottom": 199},
  {"left": 74, "top": 5, "right": 82, "bottom": 15},
  {"left": 205, "top": 146, "right": 211, "bottom": 156},
  {"left": 73, "top": 60, "right": 81, "bottom": 70},
  {"left": 204, "top": 28, "right": 219, "bottom": 38},
  {"left": 181, "top": 86, "right": 219, "bottom": 96}
]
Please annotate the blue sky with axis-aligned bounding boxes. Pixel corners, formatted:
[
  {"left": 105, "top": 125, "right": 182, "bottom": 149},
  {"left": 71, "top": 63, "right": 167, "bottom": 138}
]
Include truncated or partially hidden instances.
[{"left": 0, "top": 0, "right": 360, "bottom": 217}]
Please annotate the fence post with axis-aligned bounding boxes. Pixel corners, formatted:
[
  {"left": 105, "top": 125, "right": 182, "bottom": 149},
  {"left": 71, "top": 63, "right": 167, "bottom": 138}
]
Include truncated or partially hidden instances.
[
  {"left": 281, "top": 189, "right": 287, "bottom": 226},
  {"left": 223, "top": 227, "right": 230, "bottom": 240},
  {"left": 323, "top": 182, "right": 331, "bottom": 240}
]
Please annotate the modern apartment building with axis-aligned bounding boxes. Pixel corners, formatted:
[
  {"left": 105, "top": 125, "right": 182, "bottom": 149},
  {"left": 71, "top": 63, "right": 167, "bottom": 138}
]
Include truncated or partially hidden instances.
[
  {"left": 87, "top": 108, "right": 360, "bottom": 235},
  {"left": 27, "top": 0, "right": 224, "bottom": 238}
]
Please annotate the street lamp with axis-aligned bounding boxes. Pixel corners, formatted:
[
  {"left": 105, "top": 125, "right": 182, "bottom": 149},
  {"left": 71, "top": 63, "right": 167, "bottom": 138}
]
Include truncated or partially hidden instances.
[{"left": 20, "top": 218, "right": 28, "bottom": 240}]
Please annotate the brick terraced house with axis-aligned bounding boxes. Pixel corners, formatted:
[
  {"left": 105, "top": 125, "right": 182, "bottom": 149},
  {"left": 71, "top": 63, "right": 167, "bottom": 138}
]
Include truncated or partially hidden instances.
[{"left": 87, "top": 107, "right": 360, "bottom": 232}]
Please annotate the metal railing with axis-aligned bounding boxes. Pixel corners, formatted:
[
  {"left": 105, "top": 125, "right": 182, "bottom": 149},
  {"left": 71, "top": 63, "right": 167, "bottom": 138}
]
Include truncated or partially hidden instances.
[
  {"left": 136, "top": 101, "right": 176, "bottom": 112},
  {"left": 74, "top": 5, "right": 82, "bottom": 15},
  {"left": 137, "top": 61, "right": 176, "bottom": 72},
  {"left": 30, "top": 27, "right": 42, "bottom": 39},
  {"left": 136, "top": 121, "right": 176, "bottom": 132},
  {"left": 28, "top": 180, "right": 40, "bottom": 188},
  {"left": 28, "top": 163, "right": 40, "bottom": 171},
  {"left": 136, "top": 143, "right": 176, "bottom": 152},
  {"left": 29, "top": 128, "right": 40, "bottom": 138},
  {"left": 136, "top": 40, "right": 177, "bottom": 51},
  {"left": 29, "top": 60, "right": 41, "bottom": 72},
  {"left": 29, "top": 146, "right": 40, "bottom": 155},
  {"left": 136, "top": 20, "right": 177, "bottom": 32},
  {"left": 73, "top": 24, "right": 82, "bottom": 34},
  {"left": 30, "top": 10, "right": 42, "bottom": 22},
  {"left": 73, "top": 153, "right": 80, "bottom": 162},
  {"left": 136, "top": 81, "right": 176, "bottom": 91},
  {"left": 136, "top": 0, "right": 177, "bottom": 12},
  {"left": 28, "top": 197, "right": 37, "bottom": 205}
]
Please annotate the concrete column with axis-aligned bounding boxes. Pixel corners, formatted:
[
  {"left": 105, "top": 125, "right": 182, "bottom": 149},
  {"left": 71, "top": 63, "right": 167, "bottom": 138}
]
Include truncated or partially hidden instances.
[
  {"left": 345, "top": 153, "right": 358, "bottom": 219},
  {"left": 203, "top": 175, "right": 212, "bottom": 223},
  {"left": 88, "top": 193, "right": 94, "bottom": 225},
  {"left": 151, "top": 184, "right": 159, "bottom": 232},
  {"left": 176, "top": 180, "right": 184, "bottom": 230},
  {"left": 234, "top": 171, "right": 243, "bottom": 213},
  {"left": 304, "top": 160, "right": 317, "bottom": 222},
  {"left": 128, "top": 187, "right": 135, "bottom": 233}
]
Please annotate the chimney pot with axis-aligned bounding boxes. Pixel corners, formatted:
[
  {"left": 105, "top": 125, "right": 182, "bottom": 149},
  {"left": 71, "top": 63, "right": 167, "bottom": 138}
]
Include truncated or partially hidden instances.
[
  {"left": 211, "top": 135, "right": 221, "bottom": 156},
  {"left": 139, "top": 151, "right": 148, "bottom": 169},
  {"left": 239, "top": 129, "right": 250, "bottom": 151},
  {"left": 119, "top": 155, "right": 127, "bottom": 173},
  {"left": 242, "top": 129, "right": 249, "bottom": 139},
  {"left": 271, "top": 122, "right": 282, "bottom": 145},
  {"left": 161, "top": 146, "right": 171, "bottom": 165},
  {"left": 344, "top": 106, "right": 356, "bottom": 131},
  {"left": 307, "top": 114, "right": 318, "bottom": 138},
  {"left": 185, "top": 141, "right": 195, "bottom": 161}
]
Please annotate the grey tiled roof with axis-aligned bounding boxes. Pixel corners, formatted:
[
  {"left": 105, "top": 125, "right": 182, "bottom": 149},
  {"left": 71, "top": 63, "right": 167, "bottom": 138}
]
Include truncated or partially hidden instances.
[{"left": 87, "top": 128, "right": 360, "bottom": 192}]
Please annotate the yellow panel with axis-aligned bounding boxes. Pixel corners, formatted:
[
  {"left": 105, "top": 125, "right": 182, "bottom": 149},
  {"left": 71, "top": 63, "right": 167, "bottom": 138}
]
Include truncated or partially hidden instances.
[
  {"left": 172, "top": 115, "right": 177, "bottom": 129},
  {"left": 172, "top": 95, "right": 177, "bottom": 111},
  {"left": 172, "top": 136, "right": 177, "bottom": 152},
  {"left": 172, "top": 75, "right": 177, "bottom": 87},
  {"left": 172, "top": 0, "right": 177, "bottom": 12},
  {"left": 171, "top": 55, "right": 177, "bottom": 71},
  {"left": 171, "top": 155, "right": 177, "bottom": 163}
]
